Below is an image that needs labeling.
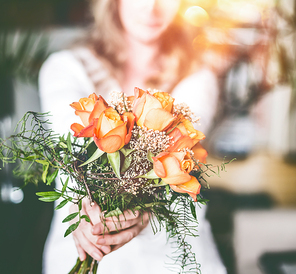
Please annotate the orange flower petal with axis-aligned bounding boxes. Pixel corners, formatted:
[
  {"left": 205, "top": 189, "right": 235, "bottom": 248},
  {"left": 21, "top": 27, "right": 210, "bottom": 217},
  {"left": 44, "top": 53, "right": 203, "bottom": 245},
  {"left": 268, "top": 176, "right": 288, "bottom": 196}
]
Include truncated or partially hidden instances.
[
  {"left": 70, "top": 102, "right": 83, "bottom": 111},
  {"left": 88, "top": 96, "right": 109, "bottom": 123},
  {"left": 134, "top": 93, "right": 162, "bottom": 127},
  {"left": 70, "top": 123, "right": 84, "bottom": 137},
  {"left": 170, "top": 176, "right": 201, "bottom": 201},
  {"left": 75, "top": 110, "right": 91, "bottom": 127},
  {"left": 94, "top": 135, "right": 123, "bottom": 153},
  {"left": 134, "top": 87, "right": 146, "bottom": 99},
  {"left": 168, "top": 135, "right": 194, "bottom": 152},
  {"left": 103, "top": 122, "right": 127, "bottom": 144},
  {"left": 76, "top": 121, "right": 96, "bottom": 138},
  {"left": 157, "top": 153, "right": 191, "bottom": 185},
  {"left": 192, "top": 143, "right": 208, "bottom": 164},
  {"left": 98, "top": 108, "right": 123, "bottom": 138},
  {"left": 153, "top": 92, "right": 174, "bottom": 113},
  {"left": 144, "top": 108, "right": 175, "bottom": 131},
  {"left": 152, "top": 152, "right": 170, "bottom": 178},
  {"left": 122, "top": 112, "right": 136, "bottom": 144}
]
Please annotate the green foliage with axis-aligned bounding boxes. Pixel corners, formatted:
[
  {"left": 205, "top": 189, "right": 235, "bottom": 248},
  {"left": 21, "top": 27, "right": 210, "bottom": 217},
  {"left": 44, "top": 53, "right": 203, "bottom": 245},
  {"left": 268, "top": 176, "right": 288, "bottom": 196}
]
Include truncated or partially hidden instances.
[
  {"left": 107, "top": 151, "right": 121, "bottom": 178},
  {"left": 0, "top": 31, "right": 49, "bottom": 82},
  {"left": 0, "top": 111, "right": 233, "bottom": 274}
]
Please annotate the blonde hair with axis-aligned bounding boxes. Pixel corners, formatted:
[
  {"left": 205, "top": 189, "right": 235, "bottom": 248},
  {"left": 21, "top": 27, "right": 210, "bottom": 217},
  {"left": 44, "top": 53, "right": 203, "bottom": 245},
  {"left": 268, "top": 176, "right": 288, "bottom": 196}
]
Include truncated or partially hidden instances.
[{"left": 87, "top": 0, "right": 200, "bottom": 93}]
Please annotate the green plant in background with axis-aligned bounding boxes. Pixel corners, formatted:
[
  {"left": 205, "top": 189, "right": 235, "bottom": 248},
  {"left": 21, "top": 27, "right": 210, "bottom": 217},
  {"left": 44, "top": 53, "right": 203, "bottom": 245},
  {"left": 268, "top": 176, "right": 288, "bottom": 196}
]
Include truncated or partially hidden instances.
[
  {"left": 0, "top": 30, "right": 49, "bottom": 81},
  {"left": 0, "top": 30, "right": 49, "bottom": 118}
]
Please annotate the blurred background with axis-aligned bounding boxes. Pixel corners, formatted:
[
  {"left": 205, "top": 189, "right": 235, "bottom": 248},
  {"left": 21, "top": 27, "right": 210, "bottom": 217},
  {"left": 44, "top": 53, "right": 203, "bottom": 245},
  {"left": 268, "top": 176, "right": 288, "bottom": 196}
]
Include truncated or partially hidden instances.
[{"left": 0, "top": 0, "right": 295, "bottom": 273}]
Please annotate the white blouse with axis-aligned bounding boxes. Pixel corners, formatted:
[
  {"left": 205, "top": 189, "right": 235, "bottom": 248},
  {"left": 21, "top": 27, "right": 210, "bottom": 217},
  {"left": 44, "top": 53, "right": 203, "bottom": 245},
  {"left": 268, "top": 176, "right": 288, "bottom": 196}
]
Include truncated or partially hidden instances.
[{"left": 39, "top": 47, "right": 226, "bottom": 274}]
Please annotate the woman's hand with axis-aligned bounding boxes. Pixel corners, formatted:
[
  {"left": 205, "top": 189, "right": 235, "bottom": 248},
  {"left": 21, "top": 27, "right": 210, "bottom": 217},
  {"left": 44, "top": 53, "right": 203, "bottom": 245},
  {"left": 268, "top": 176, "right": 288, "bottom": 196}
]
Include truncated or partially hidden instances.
[
  {"left": 92, "top": 210, "right": 150, "bottom": 252},
  {"left": 70, "top": 198, "right": 149, "bottom": 261},
  {"left": 70, "top": 200, "right": 109, "bottom": 262}
]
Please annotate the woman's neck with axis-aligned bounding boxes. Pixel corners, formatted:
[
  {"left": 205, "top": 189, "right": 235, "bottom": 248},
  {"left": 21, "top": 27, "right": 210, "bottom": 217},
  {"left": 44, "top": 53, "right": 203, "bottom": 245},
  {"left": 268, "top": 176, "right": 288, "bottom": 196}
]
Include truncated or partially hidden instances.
[{"left": 120, "top": 36, "right": 161, "bottom": 95}]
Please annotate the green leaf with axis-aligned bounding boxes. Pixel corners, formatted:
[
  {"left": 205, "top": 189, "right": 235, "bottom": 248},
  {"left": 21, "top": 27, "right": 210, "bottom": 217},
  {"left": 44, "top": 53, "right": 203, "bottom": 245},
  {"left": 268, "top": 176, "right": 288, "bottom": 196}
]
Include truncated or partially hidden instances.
[
  {"left": 100, "top": 153, "right": 108, "bottom": 165},
  {"left": 38, "top": 196, "right": 61, "bottom": 202},
  {"left": 37, "top": 191, "right": 61, "bottom": 202},
  {"left": 24, "top": 155, "right": 39, "bottom": 161},
  {"left": 104, "top": 207, "right": 123, "bottom": 218},
  {"left": 59, "top": 142, "right": 67, "bottom": 149},
  {"left": 55, "top": 199, "right": 69, "bottom": 210},
  {"left": 46, "top": 169, "right": 58, "bottom": 185},
  {"left": 166, "top": 184, "right": 170, "bottom": 195},
  {"left": 196, "top": 195, "right": 209, "bottom": 205},
  {"left": 64, "top": 221, "right": 79, "bottom": 237},
  {"left": 151, "top": 179, "right": 167, "bottom": 187},
  {"left": 190, "top": 200, "right": 197, "bottom": 220},
  {"left": 67, "top": 187, "right": 87, "bottom": 196},
  {"left": 62, "top": 212, "right": 79, "bottom": 223},
  {"left": 79, "top": 148, "right": 105, "bottom": 167},
  {"left": 107, "top": 151, "right": 121, "bottom": 178},
  {"left": 36, "top": 191, "right": 60, "bottom": 197},
  {"left": 120, "top": 147, "right": 134, "bottom": 157},
  {"left": 81, "top": 215, "right": 90, "bottom": 222},
  {"left": 35, "top": 159, "right": 49, "bottom": 165},
  {"left": 137, "top": 169, "right": 159, "bottom": 179},
  {"left": 41, "top": 163, "right": 49, "bottom": 183},
  {"left": 78, "top": 199, "right": 82, "bottom": 211},
  {"left": 61, "top": 177, "right": 69, "bottom": 193},
  {"left": 147, "top": 151, "right": 155, "bottom": 163},
  {"left": 67, "top": 132, "right": 72, "bottom": 151},
  {"left": 121, "top": 155, "right": 132, "bottom": 174}
]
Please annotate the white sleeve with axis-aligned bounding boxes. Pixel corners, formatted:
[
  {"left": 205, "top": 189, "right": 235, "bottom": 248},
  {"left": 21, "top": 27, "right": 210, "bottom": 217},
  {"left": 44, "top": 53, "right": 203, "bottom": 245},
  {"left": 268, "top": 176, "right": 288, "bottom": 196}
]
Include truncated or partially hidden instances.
[
  {"left": 172, "top": 69, "right": 227, "bottom": 274},
  {"left": 39, "top": 50, "right": 95, "bottom": 135},
  {"left": 39, "top": 50, "right": 95, "bottom": 274},
  {"left": 171, "top": 68, "right": 219, "bottom": 135}
]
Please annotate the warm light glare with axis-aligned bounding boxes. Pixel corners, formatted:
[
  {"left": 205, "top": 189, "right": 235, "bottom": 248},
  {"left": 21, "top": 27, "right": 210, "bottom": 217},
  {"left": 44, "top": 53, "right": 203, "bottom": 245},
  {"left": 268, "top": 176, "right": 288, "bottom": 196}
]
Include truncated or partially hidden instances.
[
  {"left": 185, "top": 0, "right": 216, "bottom": 10},
  {"left": 184, "top": 6, "right": 209, "bottom": 27},
  {"left": 217, "top": 0, "right": 276, "bottom": 23}
]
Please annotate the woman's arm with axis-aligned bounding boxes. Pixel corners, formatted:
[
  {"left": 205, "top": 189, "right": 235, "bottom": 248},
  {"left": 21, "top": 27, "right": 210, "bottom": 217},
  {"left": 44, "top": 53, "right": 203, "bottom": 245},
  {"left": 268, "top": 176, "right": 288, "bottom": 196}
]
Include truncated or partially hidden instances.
[{"left": 39, "top": 50, "right": 149, "bottom": 263}]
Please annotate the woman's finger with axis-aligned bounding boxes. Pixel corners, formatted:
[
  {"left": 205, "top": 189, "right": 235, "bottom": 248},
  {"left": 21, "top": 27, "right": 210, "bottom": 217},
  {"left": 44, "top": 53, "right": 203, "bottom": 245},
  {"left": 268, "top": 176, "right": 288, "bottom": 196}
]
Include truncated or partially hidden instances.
[
  {"left": 82, "top": 198, "right": 102, "bottom": 225},
  {"left": 92, "top": 210, "right": 147, "bottom": 234},
  {"left": 72, "top": 226, "right": 104, "bottom": 261},
  {"left": 96, "top": 212, "right": 149, "bottom": 246}
]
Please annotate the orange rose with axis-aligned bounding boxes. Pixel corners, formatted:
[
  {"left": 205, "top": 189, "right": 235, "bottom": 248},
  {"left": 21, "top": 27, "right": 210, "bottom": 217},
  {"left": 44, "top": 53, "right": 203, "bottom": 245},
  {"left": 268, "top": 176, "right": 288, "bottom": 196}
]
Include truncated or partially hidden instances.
[
  {"left": 167, "top": 117, "right": 205, "bottom": 152},
  {"left": 93, "top": 107, "right": 135, "bottom": 153},
  {"left": 70, "top": 94, "right": 108, "bottom": 137},
  {"left": 132, "top": 88, "right": 175, "bottom": 131},
  {"left": 153, "top": 91, "right": 174, "bottom": 112},
  {"left": 153, "top": 151, "right": 201, "bottom": 201},
  {"left": 192, "top": 142, "right": 208, "bottom": 165}
]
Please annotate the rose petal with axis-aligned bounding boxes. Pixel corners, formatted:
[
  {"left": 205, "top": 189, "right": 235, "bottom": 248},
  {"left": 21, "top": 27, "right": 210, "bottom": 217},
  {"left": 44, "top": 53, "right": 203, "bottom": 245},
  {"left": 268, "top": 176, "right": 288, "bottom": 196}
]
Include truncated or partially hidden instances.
[
  {"left": 94, "top": 135, "right": 123, "bottom": 153},
  {"left": 168, "top": 135, "right": 194, "bottom": 152},
  {"left": 70, "top": 123, "right": 84, "bottom": 137},
  {"left": 88, "top": 96, "right": 109, "bottom": 123},
  {"left": 134, "top": 87, "right": 146, "bottom": 99},
  {"left": 144, "top": 108, "right": 175, "bottom": 131},
  {"left": 98, "top": 108, "right": 123, "bottom": 138},
  {"left": 70, "top": 102, "right": 83, "bottom": 111},
  {"left": 134, "top": 93, "right": 162, "bottom": 127},
  {"left": 170, "top": 176, "right": 201, "bottom": 201},
  {"left": 192, "top": 143, "right": 208, "bottom": 164},
  {"left": 76, "top": 120, "right": 96, "bottom": 138},
  {"left": 122, "top": 112, "right": 136, "bottom": 144},
  {"left": 75, "top": 110, "right": 91, "bottom": 127},
  {"left": 158, "top": 154, "right": 191, "bottom": 185}
]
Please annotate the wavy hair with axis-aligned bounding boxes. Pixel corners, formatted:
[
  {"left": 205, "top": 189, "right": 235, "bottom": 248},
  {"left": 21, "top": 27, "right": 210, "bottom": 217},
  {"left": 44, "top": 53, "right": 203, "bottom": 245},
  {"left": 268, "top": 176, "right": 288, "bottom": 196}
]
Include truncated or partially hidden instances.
[{"left": 87, "top": 0, "right": 200, "bottom": 92}]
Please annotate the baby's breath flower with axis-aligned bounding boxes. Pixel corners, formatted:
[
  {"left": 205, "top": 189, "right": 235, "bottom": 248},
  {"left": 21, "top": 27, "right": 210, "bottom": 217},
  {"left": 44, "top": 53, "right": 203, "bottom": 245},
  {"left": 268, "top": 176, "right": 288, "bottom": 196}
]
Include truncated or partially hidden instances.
[
  {"left": 108, "top": 91, "right": 133, "bottom": 114},
  {"left": 173, "top": 103, "right": 200, "bottom": 124}
]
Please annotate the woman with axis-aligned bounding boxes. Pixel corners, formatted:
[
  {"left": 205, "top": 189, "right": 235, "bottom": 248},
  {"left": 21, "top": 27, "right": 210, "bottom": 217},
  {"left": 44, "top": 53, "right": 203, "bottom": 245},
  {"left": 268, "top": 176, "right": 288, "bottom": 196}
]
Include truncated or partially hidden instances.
[{"left": 39, "top": 0, "right": 226, "bottom": 273}]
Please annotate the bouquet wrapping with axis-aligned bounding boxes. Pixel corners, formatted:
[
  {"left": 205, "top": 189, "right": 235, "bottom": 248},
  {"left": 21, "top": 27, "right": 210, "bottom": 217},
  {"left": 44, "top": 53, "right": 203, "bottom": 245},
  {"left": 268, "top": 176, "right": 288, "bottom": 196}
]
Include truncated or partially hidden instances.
[{"left": 0, "top": 87, "right": 231, "bottom": 274}]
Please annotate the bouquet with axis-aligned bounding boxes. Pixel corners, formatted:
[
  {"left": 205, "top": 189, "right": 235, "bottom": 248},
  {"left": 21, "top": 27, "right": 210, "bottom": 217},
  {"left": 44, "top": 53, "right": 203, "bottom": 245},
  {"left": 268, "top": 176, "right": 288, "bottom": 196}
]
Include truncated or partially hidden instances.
[{"left": 0, "top": 87, "right": 231, "bottom": 274}]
